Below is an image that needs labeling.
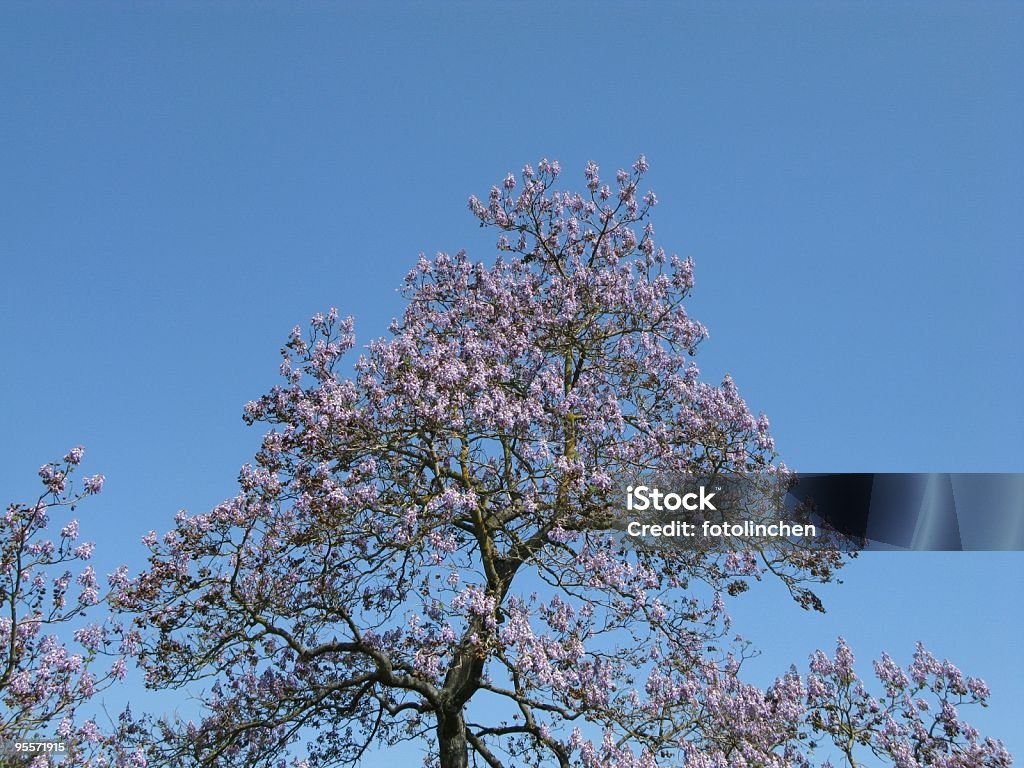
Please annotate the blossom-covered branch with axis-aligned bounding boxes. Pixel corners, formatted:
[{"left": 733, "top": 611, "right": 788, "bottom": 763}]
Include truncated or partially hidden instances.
[{"left": 1, "top": 448, "right": 143, "bottom": 767}]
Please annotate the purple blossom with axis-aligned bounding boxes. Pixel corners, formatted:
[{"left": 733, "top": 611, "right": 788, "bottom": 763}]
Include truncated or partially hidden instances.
[
  {"left": 74, "top": 541, "right": 96, "bottom": 559},
  {"left": 61, "top": 519, "right": 80, "bottom": 540},
  {"left": 83, "top": 473, "right": 105, "bottom": 494}
]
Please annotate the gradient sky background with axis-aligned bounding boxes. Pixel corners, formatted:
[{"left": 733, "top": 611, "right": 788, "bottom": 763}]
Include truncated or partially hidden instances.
[{"left": 1, "top": 2, "right": 1022, "bottom": 764}]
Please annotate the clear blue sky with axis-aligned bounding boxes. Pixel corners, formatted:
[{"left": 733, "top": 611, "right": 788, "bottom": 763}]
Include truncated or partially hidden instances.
[{"left": 1, "top": 2, "right": 1021, "bottom": 763}]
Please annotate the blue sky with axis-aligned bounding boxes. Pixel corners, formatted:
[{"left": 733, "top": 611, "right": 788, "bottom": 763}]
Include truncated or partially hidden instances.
[{"left": 1, "top": 1, "right": 1022, "bottom": 763}]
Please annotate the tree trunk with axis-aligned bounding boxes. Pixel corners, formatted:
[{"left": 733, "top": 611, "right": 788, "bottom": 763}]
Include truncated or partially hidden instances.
[{"left": 437, "top": 709, "right": 469, "bottom": 768}]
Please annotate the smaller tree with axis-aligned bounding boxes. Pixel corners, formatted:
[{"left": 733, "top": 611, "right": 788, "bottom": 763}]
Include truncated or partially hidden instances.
[
  {"left": 0, "top": 448, "right": 138, "bottom": 767},
  {"left": 797, "top": 638, "right": 1012, "bottom": 768}
]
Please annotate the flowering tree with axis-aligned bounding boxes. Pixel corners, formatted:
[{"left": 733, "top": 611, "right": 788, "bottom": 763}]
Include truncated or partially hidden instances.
[
  {"left": 1, "top": 449, "right": 139, "bottom": 767},
  {"left": 113, "top": 158, "right": 1011, "bottom": 768}
]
